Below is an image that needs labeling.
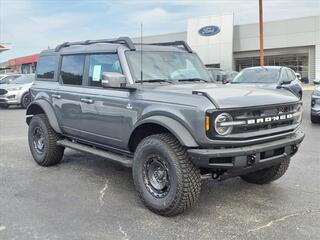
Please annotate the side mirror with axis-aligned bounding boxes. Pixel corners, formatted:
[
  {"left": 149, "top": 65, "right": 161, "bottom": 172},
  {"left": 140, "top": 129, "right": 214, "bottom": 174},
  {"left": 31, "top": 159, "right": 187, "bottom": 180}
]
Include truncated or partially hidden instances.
[{"left": 101, "top": 72, "right": 126, "bottom": 88}]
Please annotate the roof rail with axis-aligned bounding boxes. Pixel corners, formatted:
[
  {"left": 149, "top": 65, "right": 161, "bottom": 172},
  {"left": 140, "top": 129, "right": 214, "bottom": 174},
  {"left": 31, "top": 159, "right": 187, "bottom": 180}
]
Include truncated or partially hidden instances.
[
  {"left": 149, "top": 41, "right": 193, "bottom": 53},
  {"left": 54, "top": 37, "right": 136, "bottom": 52}
]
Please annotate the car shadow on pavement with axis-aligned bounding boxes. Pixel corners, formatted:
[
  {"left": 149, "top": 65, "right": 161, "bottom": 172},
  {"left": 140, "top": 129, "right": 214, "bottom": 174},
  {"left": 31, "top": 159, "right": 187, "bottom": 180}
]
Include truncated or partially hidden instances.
[{"left": 58, "top": 149, "right": 286, "bottom": 218}]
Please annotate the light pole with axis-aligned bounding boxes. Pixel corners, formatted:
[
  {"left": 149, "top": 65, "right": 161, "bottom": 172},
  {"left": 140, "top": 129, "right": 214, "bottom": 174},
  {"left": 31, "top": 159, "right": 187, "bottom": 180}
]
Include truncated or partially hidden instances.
[{"left": 259, "top": 0, "right": 264, "bottom": 66}]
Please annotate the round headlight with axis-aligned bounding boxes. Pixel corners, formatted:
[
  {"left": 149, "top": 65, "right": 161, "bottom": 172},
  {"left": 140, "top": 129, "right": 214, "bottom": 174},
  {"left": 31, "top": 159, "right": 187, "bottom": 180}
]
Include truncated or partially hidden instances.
[{"left": 214, "top": 113, "right": 233, "bottom": 136}]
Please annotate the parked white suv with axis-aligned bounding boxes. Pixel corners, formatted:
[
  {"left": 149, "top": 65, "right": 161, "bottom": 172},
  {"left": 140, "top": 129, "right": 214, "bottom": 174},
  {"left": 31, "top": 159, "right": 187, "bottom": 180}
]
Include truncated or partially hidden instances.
[{"left": 0, "top": 74, "right": 34, "bottom": 109}]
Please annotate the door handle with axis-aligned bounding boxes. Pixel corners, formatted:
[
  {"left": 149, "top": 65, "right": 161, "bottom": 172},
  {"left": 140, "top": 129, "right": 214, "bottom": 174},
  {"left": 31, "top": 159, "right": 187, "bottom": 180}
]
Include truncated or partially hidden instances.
[
  {"left": 80, "top": 98, "right": 94, "bottom": 104},
  {"left": 52, "top": 94, "right": 61, "bottom": 99}
]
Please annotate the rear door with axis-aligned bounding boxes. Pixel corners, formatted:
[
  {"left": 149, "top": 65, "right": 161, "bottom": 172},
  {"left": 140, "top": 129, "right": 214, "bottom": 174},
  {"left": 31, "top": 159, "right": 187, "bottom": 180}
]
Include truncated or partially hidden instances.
[{"left": 54, "top": 54, "right": 87, "bottom": 138}]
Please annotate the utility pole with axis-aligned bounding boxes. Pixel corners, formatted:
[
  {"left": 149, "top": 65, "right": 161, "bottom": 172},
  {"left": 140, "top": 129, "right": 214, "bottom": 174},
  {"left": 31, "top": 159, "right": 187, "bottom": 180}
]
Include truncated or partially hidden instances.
[{"left": 259, "top": 0, "right": 264, "bottom": 66}]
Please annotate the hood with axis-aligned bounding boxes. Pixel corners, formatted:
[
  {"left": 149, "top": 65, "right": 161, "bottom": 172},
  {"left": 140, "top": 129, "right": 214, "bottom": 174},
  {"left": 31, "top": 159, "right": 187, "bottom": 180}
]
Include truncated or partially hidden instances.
[
  {"left": 149, "top": 83, "right": 299, "bottom": 109},
  {"left": 0, "top": 83, "right": 11, "bottom": 89}
]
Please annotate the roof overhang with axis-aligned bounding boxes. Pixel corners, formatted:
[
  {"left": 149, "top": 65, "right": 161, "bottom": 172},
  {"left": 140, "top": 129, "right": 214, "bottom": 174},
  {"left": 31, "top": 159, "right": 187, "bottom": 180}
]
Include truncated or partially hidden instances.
[{"left": 0, "top": 44, "right": 10, "bottom": 53}]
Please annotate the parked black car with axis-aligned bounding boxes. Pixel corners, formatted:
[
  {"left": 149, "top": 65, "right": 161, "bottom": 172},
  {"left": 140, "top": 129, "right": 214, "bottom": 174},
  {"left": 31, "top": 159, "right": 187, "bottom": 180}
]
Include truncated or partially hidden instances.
[{"left": 230, "top": 66, "right": 303, "bottom": 99}]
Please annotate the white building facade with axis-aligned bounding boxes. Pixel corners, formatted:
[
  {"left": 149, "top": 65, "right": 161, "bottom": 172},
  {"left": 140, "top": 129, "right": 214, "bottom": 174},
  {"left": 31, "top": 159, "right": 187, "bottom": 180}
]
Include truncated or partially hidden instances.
[{"left": 133, "top": 15, "right": 320, "bottom": 82}]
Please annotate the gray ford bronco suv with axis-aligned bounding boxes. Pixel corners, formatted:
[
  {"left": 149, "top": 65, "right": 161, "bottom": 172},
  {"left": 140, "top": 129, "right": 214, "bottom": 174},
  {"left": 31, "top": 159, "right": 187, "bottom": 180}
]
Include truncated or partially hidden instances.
[{"left": 26, "top": 37, "right": 304, "bottom": 216}]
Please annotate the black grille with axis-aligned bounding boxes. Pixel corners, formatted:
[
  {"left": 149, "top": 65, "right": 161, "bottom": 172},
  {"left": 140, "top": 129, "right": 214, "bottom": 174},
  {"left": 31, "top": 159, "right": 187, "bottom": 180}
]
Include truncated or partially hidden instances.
[
  {"left": 232, "top": 104, "right": 298, "bottom": 134},
  {"left": 0, "top": 89, "right": 8, "bottom": 95},
  {"left": 233, "top": 104, "right": 295, "bottom": 118},
  {"left": 207, "top": 103, "right": 301, "bottom": 140},
  {"left": 232, "top": 120, "right": 294, "bottom": 134}
]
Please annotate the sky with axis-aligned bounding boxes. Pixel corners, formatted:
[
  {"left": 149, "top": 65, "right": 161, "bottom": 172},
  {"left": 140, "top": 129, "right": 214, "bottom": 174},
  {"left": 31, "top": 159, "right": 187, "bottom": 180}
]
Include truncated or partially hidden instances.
[{"left": 0, "top": 0, "right": 319, "bottom": 62}]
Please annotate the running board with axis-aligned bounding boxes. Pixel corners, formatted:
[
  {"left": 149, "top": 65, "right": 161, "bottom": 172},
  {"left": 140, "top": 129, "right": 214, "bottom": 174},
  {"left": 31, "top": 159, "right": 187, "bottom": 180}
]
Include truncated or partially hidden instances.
[{"left": 56, "top": 139, "right": 132, "bottom": 167}]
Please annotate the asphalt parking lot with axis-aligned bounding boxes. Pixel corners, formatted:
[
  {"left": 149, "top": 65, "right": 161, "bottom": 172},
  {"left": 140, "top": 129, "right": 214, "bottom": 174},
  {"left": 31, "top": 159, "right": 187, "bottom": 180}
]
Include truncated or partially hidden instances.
[{"left": 0, "top": 90, "right": 319, "bottom": 240}]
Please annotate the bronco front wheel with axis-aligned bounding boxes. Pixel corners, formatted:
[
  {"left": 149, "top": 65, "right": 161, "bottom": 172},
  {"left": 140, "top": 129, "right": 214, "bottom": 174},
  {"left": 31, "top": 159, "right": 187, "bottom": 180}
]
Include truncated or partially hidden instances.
[{"left": 132, "top": 133, "right": 201, "bottom": 216}]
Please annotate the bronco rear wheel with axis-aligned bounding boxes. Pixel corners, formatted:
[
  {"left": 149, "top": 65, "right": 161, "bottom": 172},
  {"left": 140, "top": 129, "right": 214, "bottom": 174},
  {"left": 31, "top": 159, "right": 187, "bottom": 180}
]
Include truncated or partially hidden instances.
[
  {"left": 132, "top": 133, "right": 201, "bottom": 216},
  {"left": 28, "top": 114, "right": 64, "bottom": 166},
  {"left": 240, "top": 158, "right": 290, "bottom": 184}
]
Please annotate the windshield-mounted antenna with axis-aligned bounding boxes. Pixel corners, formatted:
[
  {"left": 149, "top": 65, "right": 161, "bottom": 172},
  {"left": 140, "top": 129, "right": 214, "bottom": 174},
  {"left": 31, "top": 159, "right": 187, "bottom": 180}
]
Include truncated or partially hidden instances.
[{"left": 140, "top": 23, "right": 143, "bottom": 84}]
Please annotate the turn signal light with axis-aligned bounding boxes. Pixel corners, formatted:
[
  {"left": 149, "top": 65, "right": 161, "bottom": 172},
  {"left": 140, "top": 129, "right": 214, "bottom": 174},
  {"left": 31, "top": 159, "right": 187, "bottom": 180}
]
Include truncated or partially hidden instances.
[{"left": 205, "top": 116, "right": 210, "bottom": 131}]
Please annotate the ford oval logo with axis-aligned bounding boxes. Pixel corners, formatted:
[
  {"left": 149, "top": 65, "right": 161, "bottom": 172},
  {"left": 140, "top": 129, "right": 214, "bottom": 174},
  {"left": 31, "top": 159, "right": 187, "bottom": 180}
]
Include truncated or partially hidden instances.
[{"left": 198, "top": 25, "right": 220, "bottom": 36}]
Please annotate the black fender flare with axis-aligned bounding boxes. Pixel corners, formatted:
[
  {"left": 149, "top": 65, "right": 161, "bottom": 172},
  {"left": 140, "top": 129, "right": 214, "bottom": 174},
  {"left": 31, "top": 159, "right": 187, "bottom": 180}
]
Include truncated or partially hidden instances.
[
  {"left": 26, "top": 99, "right": 62, "bottom": 134},
  {"left": 134, "top": 115, "right": 199, "bottom": 148}
]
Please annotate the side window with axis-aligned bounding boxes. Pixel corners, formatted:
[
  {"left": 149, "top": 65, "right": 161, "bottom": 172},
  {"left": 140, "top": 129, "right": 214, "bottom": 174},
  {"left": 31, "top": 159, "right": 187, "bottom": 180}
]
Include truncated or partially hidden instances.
[
  {"left": 280, "top": 69, "right": 290, "bottom": 83},
  {"left": 60, "top": 55, "right": 85, "bottom": 85},
  {"left": 37, "top": 55, "right": 57, "bottom": 80},
  {"left": 88, "top": 54, "right": 122, "bottom": 87}
]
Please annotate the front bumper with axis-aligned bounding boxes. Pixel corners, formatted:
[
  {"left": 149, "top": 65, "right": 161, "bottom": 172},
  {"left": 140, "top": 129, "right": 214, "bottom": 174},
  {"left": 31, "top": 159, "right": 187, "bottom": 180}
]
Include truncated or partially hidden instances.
[
  {"left": 0, "top": 91, "right": 21, "bottom": 105},
  {"left": 188, "top": 130, "right": 304, "bottom": 172}
]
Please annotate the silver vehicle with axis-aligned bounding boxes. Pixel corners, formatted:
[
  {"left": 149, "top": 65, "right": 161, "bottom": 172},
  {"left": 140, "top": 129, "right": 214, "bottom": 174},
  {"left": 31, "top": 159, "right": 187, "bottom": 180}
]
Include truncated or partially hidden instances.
[
  {"left": 311, "top": 85, "right": 320, "bottom": 123},
  {"left": 230, "top": 66, "right": 303, "bottom": 99},
  {"left": 226, "top": 70, "right": 238, "bottom": 82},
  {"left": 313, "top": 78, "right": 320, "bottom": 85},
  {"left": 206, "top": 68, "right": 227, "bottom": 83},
  {"left": 0, "top": 73, "right": 21, "bottom": 84},
  {"left": 0, "top": 74, "right": 34, "bottom": 109}
]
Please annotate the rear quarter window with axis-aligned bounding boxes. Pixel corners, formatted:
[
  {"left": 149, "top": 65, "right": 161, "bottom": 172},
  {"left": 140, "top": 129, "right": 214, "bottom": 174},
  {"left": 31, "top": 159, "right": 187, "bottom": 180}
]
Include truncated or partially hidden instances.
[{"left": 36, "top": 55, "right": 57, "bottom": 80}]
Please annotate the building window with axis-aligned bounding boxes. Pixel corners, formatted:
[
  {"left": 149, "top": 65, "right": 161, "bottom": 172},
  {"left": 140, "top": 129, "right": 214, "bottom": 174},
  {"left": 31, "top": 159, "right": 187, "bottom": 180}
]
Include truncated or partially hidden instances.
[
  {"left": 235, "top": 53, "right": 309, "bottom": 81},
  {"left": 205, "top": 64, "right": 220, "bottom": 68},
  {"left": 37, "top": 55, "right": 57, "bottom": 79},
  {"left": 60, "top": 55, "right": 85, "bottom": 85}
]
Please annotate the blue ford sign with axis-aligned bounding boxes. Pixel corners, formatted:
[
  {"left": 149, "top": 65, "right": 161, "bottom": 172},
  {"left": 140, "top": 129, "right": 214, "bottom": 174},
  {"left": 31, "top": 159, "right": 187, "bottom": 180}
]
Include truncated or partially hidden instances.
[{"left": 198, "top": 25, "right": 220, "bottom": 37}]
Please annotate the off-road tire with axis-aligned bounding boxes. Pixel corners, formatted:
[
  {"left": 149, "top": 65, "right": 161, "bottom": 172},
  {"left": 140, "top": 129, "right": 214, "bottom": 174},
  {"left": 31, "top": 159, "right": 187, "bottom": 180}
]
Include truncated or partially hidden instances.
[
  {"left": 241, "top": 158, "right": 290, "bottom": 184},
  {"left": 311, "top": 114, "right": 320, "bottom": 124},
  {"left": 21, "top": 92, "right": 31, "bottom": 109},
  {"left": 28, "top": 114, "right": 64, "bottom": 166},
  {"left": 132, "top": 133, "right": 201, "bottom": 216}
]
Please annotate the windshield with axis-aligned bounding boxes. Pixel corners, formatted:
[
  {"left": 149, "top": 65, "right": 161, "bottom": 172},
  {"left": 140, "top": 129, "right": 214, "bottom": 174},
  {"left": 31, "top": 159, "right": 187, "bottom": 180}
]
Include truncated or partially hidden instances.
[
  {"left": 126, "top": 51, "right": 211, "bottom": 82},
  {"left": 10, "top": 74, "right": 35, "bottom": 84},
  {"left": 232, "top": 68, "right": 280, "bottom": 84}
]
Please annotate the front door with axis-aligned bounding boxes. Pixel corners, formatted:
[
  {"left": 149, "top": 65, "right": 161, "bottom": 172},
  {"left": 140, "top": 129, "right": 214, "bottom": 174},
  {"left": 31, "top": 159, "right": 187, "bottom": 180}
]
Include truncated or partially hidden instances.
[{"left": 79, "top": 53, "right": 134, "bottom": 150}]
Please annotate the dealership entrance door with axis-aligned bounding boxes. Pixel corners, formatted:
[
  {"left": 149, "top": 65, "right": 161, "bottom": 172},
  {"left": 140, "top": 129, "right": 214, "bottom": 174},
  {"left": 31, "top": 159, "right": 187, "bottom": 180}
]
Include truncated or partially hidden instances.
[{"left": 235, "top": 53, "right": 309, "bottom": 82}]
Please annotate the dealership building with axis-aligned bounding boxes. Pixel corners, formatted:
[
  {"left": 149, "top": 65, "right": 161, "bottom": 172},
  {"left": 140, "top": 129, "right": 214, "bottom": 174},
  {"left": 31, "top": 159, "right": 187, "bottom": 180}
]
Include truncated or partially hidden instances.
[
  {"left": 133, "top": 14, "right": 320, "bottom": 81},
  {"left": 1, "top": 14, "right": 320, "bottom": 81}
]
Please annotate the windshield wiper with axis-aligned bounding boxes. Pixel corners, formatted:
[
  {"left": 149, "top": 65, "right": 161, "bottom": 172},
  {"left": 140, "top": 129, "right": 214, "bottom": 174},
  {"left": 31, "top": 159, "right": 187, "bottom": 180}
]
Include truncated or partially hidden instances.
[
  {"left": 135, "top": 79, "right": 174, "bottom": 84},
  {"left": 178, "top": 78, "right": 209, "bottom": 82}
]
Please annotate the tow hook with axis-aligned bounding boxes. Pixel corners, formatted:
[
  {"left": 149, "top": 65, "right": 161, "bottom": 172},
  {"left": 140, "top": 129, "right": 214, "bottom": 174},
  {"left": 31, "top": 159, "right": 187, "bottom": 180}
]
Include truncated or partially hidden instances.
[{"left": 247, "top": 154, "right": 256, "bottom": 166}]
